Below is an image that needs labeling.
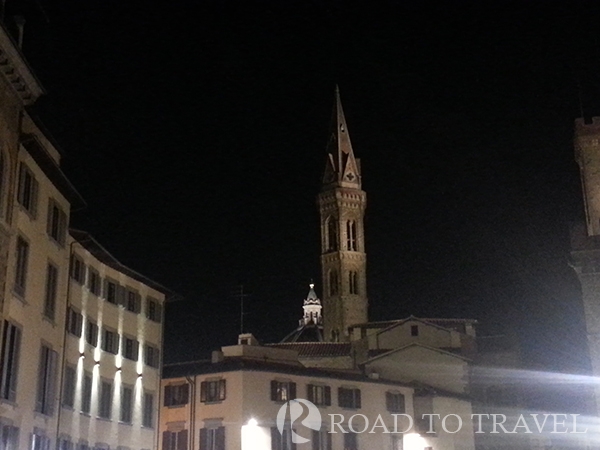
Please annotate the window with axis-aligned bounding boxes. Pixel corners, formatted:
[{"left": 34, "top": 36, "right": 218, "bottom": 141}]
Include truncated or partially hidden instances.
[
  {"left": 101, "top": 329, "right": 119, "bottom": 354},
  {"left": 142, "top": 392, "right": 154, "bottom": 427},
  {"left": 47, "top": 199, "right": 67, "bottom": 246},
  {"left": 311, "top": 430, "right": 331, "bottom": 450},
  {"left": 62, "top": 366, "right": 76, "bottom": 408},
  {"left": 0, "top": 321, "right": 21, "bottom": 402},
  {"left": 122, "top": 337, "right": 139, "bottom": 361},
  {"left": 31, "top": 430, "right": 50, "bottom": 450},
  {"left": 349, "top": 271, "right": 358, "bottom": 295},
  {"left": 66, "top": 308, "right": 83, "bottom": 337},
  {"left": 36, "top": 345, "right": 58, "bottom": 415},
  {"left": 326, "top": 217, "right": 338, "bottom": 252},
  {"left": 328, "top": 270, "right": 338, "bottom": 296},
  {"left": 411, "top": 325, "right": 419, "bottom": 337},
  {"left": 126, "top": 289, "right": 141, "bottom": 313},
  {"left": 307, "top": 384, "right": 331, "bottom": 406},
  {"left": 14, "top": 237, "right": 28, "bottom": 296},
  {"left": 98, "top": 380, "right": 112, "bottom": 419},
  {"left": 43, "top": 264, "right": 59, "bottom": 320},
  {"left": 87, "top": 269, "right": 101, "bottom": 296},
  {"left": 162, "top": 430, "right": 188, "bottom": 450},
  {"left": 77, "top": 443, "right": 90, "bottom": 450},
  {"left": 81, "top": 372, "right": 92, "bottom": 414},
  {"left": 0, "top": 422, "right": 19, "bottom": 450},
  {"left": 270, "top": 427, "right": 294, "bottom": 450},
  {"left": 120, "top": 385, "right": 133, "bottom": 423},
  {"left": 200, "top": 380, "right": 226, "bottom": 403},
  {"left": 386, "top": 392, "right": 405, "bottom": 413},
  {"left": 270, "top": 380, "right": 296, "bottom": 403},
  {"left": 144, "top": 344, "right": 160, "bottom": 368},
  {"left": 346, "top": 220, "right": 357, "bottom": 251},
  {"left": 17, "top": 162, "right": 38, "bottom": 216},
  {"left": 164, "top": 383, "right": 190, "bottom": 406},
  {"left": 58, "top": 437, "right": 73, "bottom": 450},
  {"left": 105, "top": 280, "right": 118, "bottom": 304},
  {"left": 338, "top": 387, "right": 361, "bottom": 409},
  {"left": 390, "top": 435, "right": 403, "bottom": 450},
  {"left": 146, "top": 297, "right": 162, "bottom": 323},
  {"left": 69, "top": 254, "right": 85, "bottom": 285},
  {"left": 344, "top": 432, "right": 358, "bottom": 450},
  {"left": 200, "top": 427, "right": 225, "bottom": 450},
  {"left": 85, "top": 320, "right": 98, "bottom": 347}
]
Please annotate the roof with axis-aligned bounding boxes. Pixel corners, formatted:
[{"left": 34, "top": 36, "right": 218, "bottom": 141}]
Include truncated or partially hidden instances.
[
  {"left": 70, "top": 229, "right": 178, "bottom": 299},
  {"left": 350, "top": 316, "right": 478, "bottom": 332},
  {"left": 362, "top": 342, "right": 472, "bottom": 365},
  {"left": 279, "top": 323, "right": 324, "bottom": 343},
  {"left": 269, "top": 342, "right": 352, "bottom": 358},
  {"left": 20, "top": 135, "right": 86, "bottom": 210}
]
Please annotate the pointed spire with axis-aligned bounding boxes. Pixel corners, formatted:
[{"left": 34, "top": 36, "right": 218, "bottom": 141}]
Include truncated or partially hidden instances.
[{"left": 322, "top": 86, "right": 361, "bottom": 188}]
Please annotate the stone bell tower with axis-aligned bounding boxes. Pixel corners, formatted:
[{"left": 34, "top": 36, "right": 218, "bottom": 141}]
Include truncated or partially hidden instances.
[
  {"left": 571, "top": 117, "right": 600, "bottom": 415},
  {"left": 318, "top": 87, "right": 368, "bottom": 342}
]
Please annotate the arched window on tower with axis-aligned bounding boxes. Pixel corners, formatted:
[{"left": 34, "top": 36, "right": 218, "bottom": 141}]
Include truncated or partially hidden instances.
[
  {"left": 346, "top": 220, "right": 357, "bottom": 251},
  {"left": 329, "top": 270, "right": 338, "bottom": 296},
  {"left": 327, "top": 217, "right": 338, "bottom": 252},
  {"left": 349, "top": 271, "right": 358, "bottom": 295}
]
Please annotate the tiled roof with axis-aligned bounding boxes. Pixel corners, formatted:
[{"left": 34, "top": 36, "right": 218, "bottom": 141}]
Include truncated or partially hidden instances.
[{"left": 269, "top": 342, "right": 352, "bottom": 357}]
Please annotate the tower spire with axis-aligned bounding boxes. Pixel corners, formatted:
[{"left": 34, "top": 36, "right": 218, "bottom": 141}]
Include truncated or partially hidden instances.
[{"left": 322, "top": 86, "right": 361, "bottom": 189}]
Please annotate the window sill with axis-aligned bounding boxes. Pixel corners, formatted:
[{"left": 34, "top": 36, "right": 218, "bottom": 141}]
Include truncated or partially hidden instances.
[
  {"left": 96, "top": 416, "right": 112, "bottom": 423},
  {"left": 201, "top": 400, "right": 224, "bottom": 405},
  {"left": 119, "top": 421, "right": 133, "bottom": 427},
  {"left": 0, "top": 398, "right": 17, "bottom": 408},
  {"left": 42, "top": 315, "right": 56, "bottom": 327},
  {"left": 12, "top": 289, "right": 26, "bottom": 304}
]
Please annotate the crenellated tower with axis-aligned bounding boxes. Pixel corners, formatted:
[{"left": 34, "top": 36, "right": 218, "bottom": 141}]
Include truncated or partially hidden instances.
[{"left": 318, "top": 87, "right": 368, "bottom": 342}]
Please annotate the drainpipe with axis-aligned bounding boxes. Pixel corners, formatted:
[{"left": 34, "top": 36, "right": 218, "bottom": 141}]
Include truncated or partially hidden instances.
[{"left": 185, "top": 375, "right": 196, "bottom": 450}]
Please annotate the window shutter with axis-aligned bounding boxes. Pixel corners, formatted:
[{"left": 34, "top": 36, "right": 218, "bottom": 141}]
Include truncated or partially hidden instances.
[
  {"left": 156, "top": 302, "right": 163, "bottom": 323},
  {"left": 326, "top": 431, "right": 332, "bottom": 450},
  {"left": 117, "top": 285, "right": 126, "bottom": 307},
  {"left": 215, "top": 426, "right": 225, "bottom": 450},
  {"left": 46, "top": 200, "right": 52, "bottom": 235},
  {"left": 311, "top": 430, "right": 319, "bottom": 450},
  {"left": 386, "top": 392, "right": 392, "bottom": 411},
  {"left": 76, "top": 314, "right": 83, "bottom": 337},
  {"left": 135, "top": 293, "right": 142, "bottom": 313},
  {"left": 270, "top": 427, "right": 281, "bottom": 450},
  {"left": 218, "top": 379, "right": 226, "bottom": 400},
  {"left": 199, "top": 428, "right": 208, "bottom": 450},
  {"left": 200, "top": 381, "right": 207, "bottom": 402},
  {"left": 290, "top": 382, "right": 296, "bottom": 400},
  {"left": 8, "top": 325, "right": 21, "bottom": 402},
  {"left": 270, "top": 380, "right": 278, "bottom": 401},
  {"left": 164, "top": 385, "right": 172, "bottom": 407},
  {"left": 337, "top": 387, "right": 343, "bottom": 407},
  {"left": 47, "top": 349, "right": 58, "bottom": 415},
  {"left": 30, "top": 177, "right": 38, "bottom": 217},
  {"left": 181, "top": 383, "right": 190, "bottom": 403},
  {"left": 355, "top": 389, "right": 361, "bottom": 409},
  {"left": 306, "top": 384, "right": 314, "bottom": 403},
  {"left": 102, "top": 279, "right": 108, "bottom": 299},
  {"left": 162, "top": 431, "right": 171, "bottom": 450},
  {"left": 324, "top": 386, "right": 331, "bottom": 406},
  {"left": 35, "top": 347, "right": 46, "bottom": 412},
  {"left": 177, "top": 430, "right": 188, "bottom": 450}
]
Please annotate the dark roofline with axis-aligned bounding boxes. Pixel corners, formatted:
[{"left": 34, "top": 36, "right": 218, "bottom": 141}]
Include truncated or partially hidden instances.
[
  {"left": 70, "top": 228, "right": 179, "bottom": 300},
  {"left": 20, "top": 135, "right": 86, "bottom": 209}
]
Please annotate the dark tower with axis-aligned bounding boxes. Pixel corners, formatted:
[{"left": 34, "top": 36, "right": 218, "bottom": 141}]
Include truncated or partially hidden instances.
[{"left": 318, "top": 88, "right": 368, "bottom": 342}]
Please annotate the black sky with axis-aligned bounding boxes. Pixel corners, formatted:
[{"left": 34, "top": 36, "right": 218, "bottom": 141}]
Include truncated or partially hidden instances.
[{"left": 10, "top": 0, "right": 600, "bottom": 368}]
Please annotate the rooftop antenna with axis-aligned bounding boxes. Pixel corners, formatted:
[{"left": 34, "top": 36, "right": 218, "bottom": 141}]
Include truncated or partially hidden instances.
[
  {"left": 13, "top": 15, "right": 24, "bottom": 49},
  {"left": 233, "top": 285, "right": 251, "bottom": 334}
]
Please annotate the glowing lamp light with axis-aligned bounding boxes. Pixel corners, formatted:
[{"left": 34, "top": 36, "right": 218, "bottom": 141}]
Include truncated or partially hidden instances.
[
  {"left": 116, "top": 367, "right": 122, "bottom": 373},
  {"left": 241, "top": 417, "right": 269, "bottom": 450},
  {"left": 247, "top": 418, "right": 257, "bottom": 427},
  {"left": 79, "top": 353, "right": 85, "bottom": 359},
  {"left": 404, "top": 433, "right": 426, "bottom": 450},
  {"left": 94, "top": 360, "right": 100, "bottom": 366}
]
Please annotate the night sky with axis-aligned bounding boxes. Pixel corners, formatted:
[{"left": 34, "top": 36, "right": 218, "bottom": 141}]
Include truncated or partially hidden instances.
[{"left": 10, "top": 1, "right": 600, "bottom": 368}]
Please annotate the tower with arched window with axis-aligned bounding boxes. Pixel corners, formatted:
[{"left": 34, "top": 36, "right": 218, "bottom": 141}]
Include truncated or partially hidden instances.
[{"left": 318, "top": 87, "right": 368, "bottom": 342}]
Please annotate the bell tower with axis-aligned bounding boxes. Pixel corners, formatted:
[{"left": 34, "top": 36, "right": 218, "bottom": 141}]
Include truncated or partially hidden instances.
[{"left": 318, "top": 87, "right": 368, "bottom": 342}]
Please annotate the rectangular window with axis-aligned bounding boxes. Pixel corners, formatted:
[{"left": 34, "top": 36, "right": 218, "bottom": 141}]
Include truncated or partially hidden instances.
[
  {"left": 101, "top": 329, "right": 119, "bottom": 354},
  {"left": 105, "top": 280, "right": 118, "bottom": 304},
  {"left": 43, "top": 263, "right": 59, "bottom": 320},
  {"left": 343, "top": 432, "right": 358, "bottom": 450},
  {"left": 17, "top": 162, "right": 38, "bottom": 216},
  {"left": 164, "top": 383, "right": 190, "bottom": 406},
  {"left": 121, "top": 337, "right": 139, "bottom": 361},
  {"left": 31, "top": 430, "right": 50, "bottom": 450},
  {"left": 98, "top": 380, "right": 112, "bottom": 419},
  {"left": 81, "top": 372, "right": 92, "bottom": 414},
  {"left": 36, "top": 345, "right": 58, "bottom": 415},
  {"left": 126, "top": 289, "right": 141, "bottom": 313},
  {"left": 85, "top": 320, "right": 98, "bottom": 347},
  {"left": 87, "top": 268, "right": 101, "bottom": 296},
  {"left": 307, "top": 384, "right": 331, "bottom": 407},
  {"left": 270, "top": 380, "right": 296, "bottom": 403},
  {"left": 62, "top": 366, "right": 76, "bottom": 408},
  {"left": 69, "top": 254, "right": 85, "bottom": 285},
  {"left": 0, "top": 423, "right": 19, "bottom": 450},
  {"left": 311, "top": 429, "right": 331, "bottom": 450},
  {"left": 0, "top": 321, "right": 21, "bottom": 401},
  {"left": 411, "top": 325, "right": 419, "bottom": 337},
  {"left": 142, "top": 392, "right": 154, "bottom": 427},
  {"left": 200, "top": 427, "right": 225, "bottom": 450},
  {"left": 120, "top": 386, "right": 133, "bottom": 424},
  {"left": 146, "top": 297, "right": 163, "bottom": 323},
  {"left": 47, "top": 199, "right": 67, "bottom": 246},
  {"left": 338, "top": 387, "right": 361, "bottom": 409},
  {"left": 386, "top": 392, "right": 405, "bottom": 413},
  {"left": 14, "top": 237, "right": 28, "bottom": 296},
  {"left": 144, "top": 344, "right": 160, "bottom": 368},
  {"left": 162, "top": 430, "right": 189, "bottom": 450},
  {"left": 270, "top": 427, "right": 293, "bottom": 450},
  {"left": 66, "top": 308, "right": 83, "bottom": 337},
  {"left": 200, "top": 380, "right": 226, "bottom": 403},
  {"left": 58, "top": 437, "right": 73, "bottom": 450}
]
